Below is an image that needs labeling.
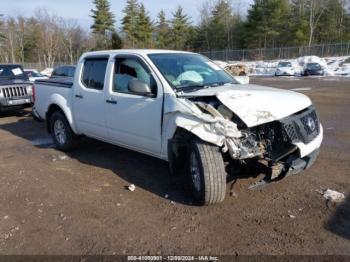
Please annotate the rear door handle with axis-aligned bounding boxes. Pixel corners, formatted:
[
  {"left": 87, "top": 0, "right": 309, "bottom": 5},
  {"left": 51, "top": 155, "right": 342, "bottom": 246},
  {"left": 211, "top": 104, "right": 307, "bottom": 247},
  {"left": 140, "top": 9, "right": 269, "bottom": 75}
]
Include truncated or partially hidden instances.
[
  {"left": 75, "top": 94, "right": 83, "bottom": 99},
  {"left": 106, "top": 99, "right": 117, "bottom": 105}
]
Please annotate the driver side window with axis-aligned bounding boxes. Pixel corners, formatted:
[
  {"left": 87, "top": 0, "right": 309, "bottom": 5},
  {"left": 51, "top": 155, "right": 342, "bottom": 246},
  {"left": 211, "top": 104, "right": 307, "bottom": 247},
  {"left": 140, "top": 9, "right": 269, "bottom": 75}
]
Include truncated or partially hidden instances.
[{"left": 113, "top": 58, "right": 157, "bottom": 96}]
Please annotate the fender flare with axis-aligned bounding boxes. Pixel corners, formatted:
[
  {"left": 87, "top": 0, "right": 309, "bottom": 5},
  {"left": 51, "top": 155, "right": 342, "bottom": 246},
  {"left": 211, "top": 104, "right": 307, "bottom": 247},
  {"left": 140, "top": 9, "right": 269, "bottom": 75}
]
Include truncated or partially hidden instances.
[{"left": 46, "top": 94, "right": 79, "bottom": 134}]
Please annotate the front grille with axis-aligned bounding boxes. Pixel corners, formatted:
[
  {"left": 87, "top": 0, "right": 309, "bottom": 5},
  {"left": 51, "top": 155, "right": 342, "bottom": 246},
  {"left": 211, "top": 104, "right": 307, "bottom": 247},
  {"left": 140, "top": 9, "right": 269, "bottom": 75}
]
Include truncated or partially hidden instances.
[
  {"left": 300, "top": 110, "right": 319, "bottom": 136},
  {"left": 281, "top": 106, "right": 320, "bottom": 144},
  {"left": 283, "top": 122, "right": 299, "bottom": 142},
  {"left": 1, "top": 86, "right": 28, "bottom": 98}
]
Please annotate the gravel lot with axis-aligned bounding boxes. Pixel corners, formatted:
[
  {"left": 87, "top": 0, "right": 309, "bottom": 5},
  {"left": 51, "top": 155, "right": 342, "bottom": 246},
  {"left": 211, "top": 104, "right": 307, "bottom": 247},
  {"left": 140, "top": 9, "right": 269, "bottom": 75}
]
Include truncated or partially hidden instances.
[{"left": 0, "top": 76, "right": 349, "bottom": 255}]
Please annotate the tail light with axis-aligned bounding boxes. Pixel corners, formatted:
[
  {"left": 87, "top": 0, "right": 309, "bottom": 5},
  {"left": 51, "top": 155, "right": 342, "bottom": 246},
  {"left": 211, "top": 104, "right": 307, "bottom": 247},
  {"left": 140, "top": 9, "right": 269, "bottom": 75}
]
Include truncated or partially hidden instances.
[{"left": 32, "top": 84, "right": 36, "bottom": 103}]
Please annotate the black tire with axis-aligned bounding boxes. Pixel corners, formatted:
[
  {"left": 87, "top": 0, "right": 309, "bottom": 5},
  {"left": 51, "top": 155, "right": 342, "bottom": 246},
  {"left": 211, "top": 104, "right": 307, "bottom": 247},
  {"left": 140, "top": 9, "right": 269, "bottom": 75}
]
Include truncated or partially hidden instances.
[
  {"left": 50, "top": 111, "right": 79, "bottom": 152},
  {"left": 187, "top": 139, "right": 226, "bottom": 205}
]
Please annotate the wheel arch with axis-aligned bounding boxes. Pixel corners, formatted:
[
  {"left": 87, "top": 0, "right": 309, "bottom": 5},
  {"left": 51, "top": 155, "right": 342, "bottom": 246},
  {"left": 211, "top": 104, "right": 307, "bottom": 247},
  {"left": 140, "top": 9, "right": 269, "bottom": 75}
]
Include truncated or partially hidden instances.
[
  {"left": 46, "top": 103, "right": 77, "bottom": 134},
  {"left": 167, "top": 127, "right": 199, "bottom": 175}
]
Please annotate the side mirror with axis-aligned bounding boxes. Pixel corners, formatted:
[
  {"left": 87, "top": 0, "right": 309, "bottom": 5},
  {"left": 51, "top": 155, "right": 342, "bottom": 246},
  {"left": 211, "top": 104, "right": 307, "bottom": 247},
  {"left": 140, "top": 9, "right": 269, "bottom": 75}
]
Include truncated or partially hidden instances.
[{"left": 128, "top": 79, "right": 153, "bottom": 96}]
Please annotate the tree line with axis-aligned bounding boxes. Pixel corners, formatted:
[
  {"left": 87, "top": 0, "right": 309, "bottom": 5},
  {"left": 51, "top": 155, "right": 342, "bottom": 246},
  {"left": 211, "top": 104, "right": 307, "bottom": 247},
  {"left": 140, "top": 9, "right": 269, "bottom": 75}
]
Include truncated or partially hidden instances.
[{"left": 0, "top": 0, "right": 350, "bottom": 66}]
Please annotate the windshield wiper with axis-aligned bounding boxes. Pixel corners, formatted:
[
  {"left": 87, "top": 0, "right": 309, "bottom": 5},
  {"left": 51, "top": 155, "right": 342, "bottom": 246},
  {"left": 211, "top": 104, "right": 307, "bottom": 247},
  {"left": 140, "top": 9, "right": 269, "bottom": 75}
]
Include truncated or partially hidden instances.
[{"left": 176, "top": 81, "right": 233, "bottom": 91}]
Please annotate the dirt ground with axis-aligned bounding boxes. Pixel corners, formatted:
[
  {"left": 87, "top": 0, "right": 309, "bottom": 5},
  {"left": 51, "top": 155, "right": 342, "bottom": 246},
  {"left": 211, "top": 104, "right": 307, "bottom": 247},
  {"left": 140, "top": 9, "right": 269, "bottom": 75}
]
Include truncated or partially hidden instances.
[{"left": 0, "top": 76, "right": 349, "bottom": 255}]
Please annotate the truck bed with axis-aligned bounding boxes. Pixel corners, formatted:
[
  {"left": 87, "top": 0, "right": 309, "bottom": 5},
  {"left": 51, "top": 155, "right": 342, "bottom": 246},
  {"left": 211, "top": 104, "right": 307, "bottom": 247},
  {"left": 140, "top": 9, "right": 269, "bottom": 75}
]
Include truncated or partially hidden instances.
[
  {"left": 35, "top": 77, "right": 73, "bottom": 88},
  {"left": 34, "top": 77, "right": 74, "bottom": 121}
]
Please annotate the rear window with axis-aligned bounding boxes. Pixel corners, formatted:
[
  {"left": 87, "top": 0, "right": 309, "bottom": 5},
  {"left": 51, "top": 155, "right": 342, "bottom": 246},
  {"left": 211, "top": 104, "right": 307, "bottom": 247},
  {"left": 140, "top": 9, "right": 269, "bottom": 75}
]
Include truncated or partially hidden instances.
[
  {"left": 278, "top": 62, "right": 292, "bottom": 67},
  {"left": 0, "top": 65, "right": 26, "bottom": 79},
  {"left": 52, "top": 66, "right": 76, "bottom": 77},
  {"left": 52, "top": 67, "right": 63, "bottom": 77},
  {"left": 82, "top": 58, "right": 108, "bottom": 90},
  {"left": 67, "top": 67, "right": 75, "bottom": 77}
]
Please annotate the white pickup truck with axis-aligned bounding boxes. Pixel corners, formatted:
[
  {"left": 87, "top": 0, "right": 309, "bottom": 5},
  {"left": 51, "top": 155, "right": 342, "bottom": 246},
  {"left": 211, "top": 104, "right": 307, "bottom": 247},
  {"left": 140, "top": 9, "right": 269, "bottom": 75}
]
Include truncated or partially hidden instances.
[{"left": 33, "top": 50, "right": 323, "bottom": 205}]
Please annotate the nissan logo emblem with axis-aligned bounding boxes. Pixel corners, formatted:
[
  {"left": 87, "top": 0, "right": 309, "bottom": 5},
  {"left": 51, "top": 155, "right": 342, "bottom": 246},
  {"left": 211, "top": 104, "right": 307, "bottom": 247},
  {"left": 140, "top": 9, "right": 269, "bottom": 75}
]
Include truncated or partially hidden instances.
[{"left": 307, "top": 117, "right": 316, "bottom": 132}]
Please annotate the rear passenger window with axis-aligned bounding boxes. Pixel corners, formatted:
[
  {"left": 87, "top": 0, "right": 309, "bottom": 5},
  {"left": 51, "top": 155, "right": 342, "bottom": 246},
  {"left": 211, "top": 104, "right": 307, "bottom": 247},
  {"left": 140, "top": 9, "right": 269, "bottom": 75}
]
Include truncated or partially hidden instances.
[
  {"left": 82, "top": 58, "right": 108, "bottom": 90},
  {"left": 53, "top": 68, "right": 62, "bottom": 76}
]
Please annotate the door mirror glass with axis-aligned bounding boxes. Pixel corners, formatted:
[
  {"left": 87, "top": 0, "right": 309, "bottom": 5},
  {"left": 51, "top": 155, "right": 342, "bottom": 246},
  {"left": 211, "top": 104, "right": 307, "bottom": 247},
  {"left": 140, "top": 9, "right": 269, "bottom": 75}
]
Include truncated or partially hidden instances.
[
  {"left": 128, "top": 79, "right": 152, "bottom": 95},
  {"left": 113, "top": 58, "right": 157, "bottom": 96}
]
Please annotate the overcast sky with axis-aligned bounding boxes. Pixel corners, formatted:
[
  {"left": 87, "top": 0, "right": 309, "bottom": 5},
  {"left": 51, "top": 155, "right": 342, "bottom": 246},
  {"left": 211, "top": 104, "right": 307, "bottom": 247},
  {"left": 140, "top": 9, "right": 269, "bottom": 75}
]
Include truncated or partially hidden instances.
[{"left": 0, "top": 0, "right": 252, "bottom": 30}]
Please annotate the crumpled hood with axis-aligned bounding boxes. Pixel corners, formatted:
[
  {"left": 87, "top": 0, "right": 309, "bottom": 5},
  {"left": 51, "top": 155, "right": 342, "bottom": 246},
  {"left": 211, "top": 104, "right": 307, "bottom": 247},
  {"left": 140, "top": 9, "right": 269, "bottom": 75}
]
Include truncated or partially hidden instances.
[{"left": 180, "top": 84, "right": 312, "bottom": 127}]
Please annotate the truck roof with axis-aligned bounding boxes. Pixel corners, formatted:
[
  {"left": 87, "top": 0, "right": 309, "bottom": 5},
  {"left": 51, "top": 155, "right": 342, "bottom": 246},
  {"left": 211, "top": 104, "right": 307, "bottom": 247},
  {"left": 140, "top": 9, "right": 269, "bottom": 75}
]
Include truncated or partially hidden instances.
[
  {"left": 81, "top": 49, "right": 195, "bottom": 59},
  {"left": 0, "top": 64, "right": 23, "bottom": 67}
]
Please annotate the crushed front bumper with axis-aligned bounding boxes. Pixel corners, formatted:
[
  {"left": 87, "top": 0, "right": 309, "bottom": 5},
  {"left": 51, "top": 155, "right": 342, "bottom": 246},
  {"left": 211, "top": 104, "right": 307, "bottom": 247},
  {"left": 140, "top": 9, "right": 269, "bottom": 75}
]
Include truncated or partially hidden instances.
[
  {"left": 248, "top": 125, "right": 322, "bottom": 190},
  {"left": 285, "top": 148, "right": 320, "bottom": 177},
  {"left": 283, "top": 123, "right": 323, "bottom": 177}
]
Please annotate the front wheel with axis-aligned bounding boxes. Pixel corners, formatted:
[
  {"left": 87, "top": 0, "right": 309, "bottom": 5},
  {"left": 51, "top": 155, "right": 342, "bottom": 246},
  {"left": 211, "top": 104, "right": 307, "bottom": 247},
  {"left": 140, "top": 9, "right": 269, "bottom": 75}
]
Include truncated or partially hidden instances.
[
  {"left": 188, "top": 139, "right": 226, "bottom": 205},
  {"left": 50, "top": 111, "right": 79, "bottom": 152}
]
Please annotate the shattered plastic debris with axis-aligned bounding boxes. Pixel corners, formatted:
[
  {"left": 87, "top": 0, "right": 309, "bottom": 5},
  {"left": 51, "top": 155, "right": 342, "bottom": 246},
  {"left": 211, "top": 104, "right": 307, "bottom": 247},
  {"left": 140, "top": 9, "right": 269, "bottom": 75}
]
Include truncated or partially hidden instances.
[
  {"left": 322, "top": 189, "right": 345, "bottom": 203},
  {"left": 58, "top": 155, "right": 68, "bottom": 160},
  {"left": 127, "top": 184, "right": 136, "bottom": 192}
]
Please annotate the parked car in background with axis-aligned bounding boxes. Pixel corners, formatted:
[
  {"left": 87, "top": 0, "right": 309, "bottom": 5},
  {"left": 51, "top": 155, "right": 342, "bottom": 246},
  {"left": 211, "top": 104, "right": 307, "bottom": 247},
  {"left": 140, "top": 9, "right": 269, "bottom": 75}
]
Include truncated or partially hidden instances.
[
  {"left": 41, "top": 68, "right": 54, "bottom": 77},
  {"left": 24, "top": 69, "right": 49, "bottom": 82},
  {"left": 275, "top": 61, "right": 296, "bottom": 76},
  {"left": 0, "top": 64, "right": 34, "bottom": 112},
  {"left": 51, "top": 65, "right": 76, "bottom": 78},
  {"left": 303, "top": 63, "right": 324, "bottom": 76},
  {"left": 33, "top": 50, "right": 323, "bottom": 205}
]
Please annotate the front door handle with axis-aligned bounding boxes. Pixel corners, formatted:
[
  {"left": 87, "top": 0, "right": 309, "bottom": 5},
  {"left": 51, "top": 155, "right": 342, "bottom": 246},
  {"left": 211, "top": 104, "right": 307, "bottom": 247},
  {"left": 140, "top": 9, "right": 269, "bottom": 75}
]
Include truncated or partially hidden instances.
[
  {"left": 106, "top": 99, "right": 117, "bottom": 105},
  {"left": 75, "top": 94, "right": 83, "bottom": 99}
]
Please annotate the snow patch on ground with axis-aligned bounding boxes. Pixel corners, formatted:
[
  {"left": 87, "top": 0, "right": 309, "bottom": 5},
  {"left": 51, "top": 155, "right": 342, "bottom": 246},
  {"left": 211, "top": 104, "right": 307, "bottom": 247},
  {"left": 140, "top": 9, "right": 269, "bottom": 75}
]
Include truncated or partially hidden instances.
[{"left": 221, "top": 55, "right": 350, "bottom": 77}]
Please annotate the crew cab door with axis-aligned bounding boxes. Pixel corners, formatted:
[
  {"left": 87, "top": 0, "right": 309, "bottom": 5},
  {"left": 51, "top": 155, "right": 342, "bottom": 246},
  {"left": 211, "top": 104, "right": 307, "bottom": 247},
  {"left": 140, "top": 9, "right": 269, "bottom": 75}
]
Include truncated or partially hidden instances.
[
  {"left": 73, "top": 57, "right": 109, "bottom": 139},
  {"left": 105, "top": 55, "right": 163, "bottom": 157}
]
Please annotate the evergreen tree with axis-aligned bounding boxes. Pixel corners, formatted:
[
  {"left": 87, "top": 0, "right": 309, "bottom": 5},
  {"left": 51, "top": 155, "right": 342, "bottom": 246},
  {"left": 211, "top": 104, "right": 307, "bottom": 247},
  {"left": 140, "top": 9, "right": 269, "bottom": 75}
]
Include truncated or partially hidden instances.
[
  {"left": 90, "top": 0, "right": 116, "bottom": 49},
  {"left": 169, "top": 6, "right": 191, "bottom": 50},
  {"left": 243, "top": 0, "right": 291, "bottom": 48},
  {"left": 208, "top": 0, "right": 235, "bottom": 50},
  {"left": 136, "top": 3, "right": 153, "bottom": 48},
  {"left": 316, "top": 0, "right": 350, "bottom": 43},
  {"left": 287, "top": 0, "right": 309, "bottom": 46},
  {"left": 111, "top": 30, "right": 123, "bottom": 49},
  {"left": 122, "top": 0, "right": 140, "bottom": 47},
  {"left": 155, "top": 10, "right": 169, "bottom": 49},
  {"left": 90, "top": 0, "right": 115, "bottom": 34},
  {"left": 23, "top": 18, "right": 41, "bottom": 61}
]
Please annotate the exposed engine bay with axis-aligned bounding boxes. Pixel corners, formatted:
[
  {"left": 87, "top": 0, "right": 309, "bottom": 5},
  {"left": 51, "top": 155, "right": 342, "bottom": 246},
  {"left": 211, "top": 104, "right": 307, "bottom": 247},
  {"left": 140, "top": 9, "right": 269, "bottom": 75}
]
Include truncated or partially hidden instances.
[{"left": 186, "top": 95, "right": 321, "bottom": 183}]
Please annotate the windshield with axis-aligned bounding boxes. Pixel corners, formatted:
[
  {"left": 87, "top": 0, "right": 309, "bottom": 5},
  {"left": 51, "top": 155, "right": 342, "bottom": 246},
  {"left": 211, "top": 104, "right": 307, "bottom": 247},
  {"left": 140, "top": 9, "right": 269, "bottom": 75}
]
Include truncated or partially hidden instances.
[
  {"left": 278, "top": 61, "right": 292, "bottom": 67},
  {"left": 25, "top": 71, "right": 43, "bottom": 77},
  {"left": 307, "top": 63, "right": 322, "bottom": 70},
  {"left": 0, "top": 65, "right": 27, "bottom": 79},
  {"left": 148, "top": 53, "right": 236, "bottom": 92}
]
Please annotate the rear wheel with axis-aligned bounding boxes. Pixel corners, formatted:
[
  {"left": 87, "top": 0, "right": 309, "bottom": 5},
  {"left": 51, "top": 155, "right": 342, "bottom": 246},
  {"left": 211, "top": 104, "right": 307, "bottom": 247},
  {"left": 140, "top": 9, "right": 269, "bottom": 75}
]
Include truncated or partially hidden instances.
[
  {"left": 50, "top": 111, "right": 79, "bottom": 152},
  {"left": 187, "top": 139, "right": 226, "bottom": 205}
]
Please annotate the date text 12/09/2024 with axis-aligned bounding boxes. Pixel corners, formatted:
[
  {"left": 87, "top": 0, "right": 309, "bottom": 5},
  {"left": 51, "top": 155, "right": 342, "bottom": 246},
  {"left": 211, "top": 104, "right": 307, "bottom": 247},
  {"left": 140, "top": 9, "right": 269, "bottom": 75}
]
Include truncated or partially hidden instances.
[{"left": 127, "top": 256, "right": 219, "bottom": 261}]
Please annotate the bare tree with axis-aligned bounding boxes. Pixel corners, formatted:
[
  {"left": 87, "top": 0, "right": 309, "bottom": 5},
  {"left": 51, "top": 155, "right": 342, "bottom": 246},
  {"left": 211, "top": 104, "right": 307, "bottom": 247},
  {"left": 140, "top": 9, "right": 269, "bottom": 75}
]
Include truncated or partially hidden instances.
[{"left": 308, "top": 0, "right": 325, "bottom": 46}]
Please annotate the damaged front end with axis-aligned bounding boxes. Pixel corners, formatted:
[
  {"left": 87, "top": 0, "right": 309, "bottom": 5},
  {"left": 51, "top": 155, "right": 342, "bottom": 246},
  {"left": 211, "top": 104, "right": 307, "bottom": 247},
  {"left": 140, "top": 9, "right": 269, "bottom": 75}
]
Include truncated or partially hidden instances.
[
  {"left": 246, "top": 106, "right": 322, "bottom": 187},
  {"left": 164, "top": 93, "right": 322, "bottom": 188}
]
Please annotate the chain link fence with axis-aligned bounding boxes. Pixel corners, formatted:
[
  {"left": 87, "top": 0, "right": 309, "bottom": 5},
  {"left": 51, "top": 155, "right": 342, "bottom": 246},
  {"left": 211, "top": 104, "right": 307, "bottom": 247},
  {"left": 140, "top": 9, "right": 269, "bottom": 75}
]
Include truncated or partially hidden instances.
[
  {"left": 199, "top": 42, "right": 350, "bottom": 62},
  {"left": 22, "top": 62, "right": 72, "bottom": 71},
  {"left": 20, "top": 42, "right": 350, "bottom": 71}
]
